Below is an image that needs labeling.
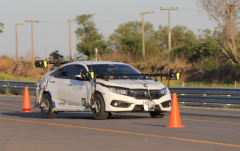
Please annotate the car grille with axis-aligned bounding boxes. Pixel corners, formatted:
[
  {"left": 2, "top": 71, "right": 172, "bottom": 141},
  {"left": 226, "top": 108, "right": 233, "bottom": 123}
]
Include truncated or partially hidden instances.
[{"left": 129, "top": 89, "right": 164, "bottom": 99}]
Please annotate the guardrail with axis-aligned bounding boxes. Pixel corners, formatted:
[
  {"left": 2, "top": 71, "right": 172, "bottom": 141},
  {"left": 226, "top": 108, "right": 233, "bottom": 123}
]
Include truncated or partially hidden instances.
[
  {"left": 1, "top": 80, "right": 240, "bottom": 108},
  {"left": 0, "top": 80, "right": 36, "bottom": 96},
  {"left": 170, "top": 87, "right": 240, "bottom": 108}
]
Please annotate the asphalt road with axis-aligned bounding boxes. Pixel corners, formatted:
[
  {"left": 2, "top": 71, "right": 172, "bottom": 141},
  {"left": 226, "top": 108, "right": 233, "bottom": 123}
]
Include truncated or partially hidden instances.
[{"left": 0, "top": 96, "right": 240, "bottom": 151}]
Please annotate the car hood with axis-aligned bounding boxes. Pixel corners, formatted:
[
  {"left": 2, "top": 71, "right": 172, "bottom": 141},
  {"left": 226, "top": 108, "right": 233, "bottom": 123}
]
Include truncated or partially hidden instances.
[{"left": 97, "top": 79, "right": 166, "bottom": 90}]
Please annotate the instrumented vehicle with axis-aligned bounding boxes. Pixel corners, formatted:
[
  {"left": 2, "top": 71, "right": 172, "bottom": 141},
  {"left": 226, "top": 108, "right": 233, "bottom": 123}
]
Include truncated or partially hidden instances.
[{"left": 34, "top": 59, "right": 180, "bottom": 120}]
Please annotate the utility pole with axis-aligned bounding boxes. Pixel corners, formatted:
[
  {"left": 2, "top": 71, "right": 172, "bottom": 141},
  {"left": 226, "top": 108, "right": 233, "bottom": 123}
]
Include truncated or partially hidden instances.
[
  {"left": 15, "top": 23, "right": 25, "bottom": 62},
  {"left": 25, "top": 20, "right": 39, "bottom": 61},
  {"left": 160, "top": 7, "right": 178, "bottom": 88},
  {"left": 140, "top": 11, "right": 155, "bottom": 62},
  {"left": 68, "top": 19, "right": 75, "bottom": 60}
]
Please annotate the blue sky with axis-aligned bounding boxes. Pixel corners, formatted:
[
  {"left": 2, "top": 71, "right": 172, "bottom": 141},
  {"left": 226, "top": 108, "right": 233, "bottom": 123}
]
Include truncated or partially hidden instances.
[{"left": 0, "top": 0, "right": 216, "bottom": 59}]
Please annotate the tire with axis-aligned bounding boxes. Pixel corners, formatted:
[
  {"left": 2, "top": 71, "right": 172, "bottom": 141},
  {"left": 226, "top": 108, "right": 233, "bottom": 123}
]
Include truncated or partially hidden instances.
[
  {"left": 40, "top": 93, "right": 57, "bottom": 118},
  {"left": 92, "top": 94, "right": 109, "bottom": 120},
  {"left": 150, "top": 111, "right": 166, "bottom": 118}
]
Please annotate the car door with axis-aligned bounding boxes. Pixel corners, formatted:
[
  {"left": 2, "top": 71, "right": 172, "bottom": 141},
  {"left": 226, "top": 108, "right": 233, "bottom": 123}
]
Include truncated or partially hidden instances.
[
  {"left": 47, "top": 65, "right": 73, "bottom": 106},
  {"left": 66, "top": 65, "right": 90, "bottom": 109}
]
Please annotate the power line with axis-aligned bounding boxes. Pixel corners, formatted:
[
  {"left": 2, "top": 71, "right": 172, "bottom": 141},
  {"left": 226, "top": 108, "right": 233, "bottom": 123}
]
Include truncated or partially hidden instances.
[
  {"left": 96, "top": 15, "right": 141, "bottom": 23},
  {"left": 178, "top": 7, "right": 201, "bottom": 11},
  {"left": 40, "top": 21, "right": 67, "bottom": 24}
]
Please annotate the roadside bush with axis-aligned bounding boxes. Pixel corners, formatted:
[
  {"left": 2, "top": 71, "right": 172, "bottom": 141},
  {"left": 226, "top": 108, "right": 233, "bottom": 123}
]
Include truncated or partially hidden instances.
[
  {"left": 202, "top": 60, "right": 215, "bottom": 71},
  {"left": 0, "top": 55, "right": 14, "bottom": 72}
]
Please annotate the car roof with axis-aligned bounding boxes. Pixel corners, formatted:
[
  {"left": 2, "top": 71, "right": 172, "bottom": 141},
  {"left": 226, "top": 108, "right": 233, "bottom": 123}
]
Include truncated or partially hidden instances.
[{"left": 63, "top": 61, "right": 126, "bottom": 66}]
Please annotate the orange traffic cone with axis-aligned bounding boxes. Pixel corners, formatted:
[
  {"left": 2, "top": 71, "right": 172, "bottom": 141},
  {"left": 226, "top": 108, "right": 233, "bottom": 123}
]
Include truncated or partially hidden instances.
[
  {"left": 166, "top": 93, "right": 184, "bottom": 128},
  {"left": 21, "top": 87, "right": 34, "bottom": 113}
]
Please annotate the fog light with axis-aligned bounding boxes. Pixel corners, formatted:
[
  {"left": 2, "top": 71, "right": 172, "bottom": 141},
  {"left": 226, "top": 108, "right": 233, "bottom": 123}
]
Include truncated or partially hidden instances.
[
  {"left": 110, "top": 100, "right": 132, "bottom": 108},
  {"left": 114, "top": 102, "right": 118, "bottom": 106}
]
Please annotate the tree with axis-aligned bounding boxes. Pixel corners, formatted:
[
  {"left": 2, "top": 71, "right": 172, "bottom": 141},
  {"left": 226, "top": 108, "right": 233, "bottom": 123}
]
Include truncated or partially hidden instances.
[
  {"left": 75, "top": 14, "right": 108, "bottom": 59},
  {"left": 171, "top": 25, "right": 196, "bottom": 48},
  {"left": 0, "top": 23, "right": 4, "bottom": 33},
  {"left": 49, "top": 50, "right": 64, "bottom": 61},
  {"left": 108, "top": 21, "right": 155, "bottom": 59},
  {"left": 197, "top": 0, "right": 240, "bottom": 64},
  {"left": 171, "top": 29, "right": 223, "bottom": 67},
  {"left": 154, "top": 25, "right": 196, "bottom": 52},
  {"left": 73, "top": 52, "right": 88, "bottom": 61}
]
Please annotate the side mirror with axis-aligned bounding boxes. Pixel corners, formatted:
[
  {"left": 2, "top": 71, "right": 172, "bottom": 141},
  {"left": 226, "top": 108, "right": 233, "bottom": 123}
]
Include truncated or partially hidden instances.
[
  {"left": 75, "top": 75, "right": 82, "bottom": 80},
  {"left": 75, "top": 74, "right": 89, "bottom": 81}
]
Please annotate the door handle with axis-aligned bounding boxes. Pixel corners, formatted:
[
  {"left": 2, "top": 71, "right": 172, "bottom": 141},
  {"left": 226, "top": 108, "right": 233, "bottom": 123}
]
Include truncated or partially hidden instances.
[
  {"left": 50, "top": 80, "right": 55, "bottom": 83},
  {"left": 67, "top": 83, "right": 72, "bottom": 86}
]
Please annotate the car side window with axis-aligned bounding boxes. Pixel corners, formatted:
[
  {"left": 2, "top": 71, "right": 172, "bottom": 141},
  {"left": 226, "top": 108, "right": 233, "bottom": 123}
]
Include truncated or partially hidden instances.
[
  {"left": 72, "top": 65, "right": 86, "bottom": 80},
  {"left": 58, "top": 65, "right": 73, "bottom": 79},
  {"left": 52, "top": 69, "right": 61, "bottom": 78}
]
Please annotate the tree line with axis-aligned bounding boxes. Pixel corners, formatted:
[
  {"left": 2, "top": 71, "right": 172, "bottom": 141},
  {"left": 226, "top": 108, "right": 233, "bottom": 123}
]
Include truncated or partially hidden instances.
[
  {"left": 72, "top": 0, "right": 240, "bottom": 72},
  {"left": 1, "top": 0, "right": 240, "bottom": 72}
]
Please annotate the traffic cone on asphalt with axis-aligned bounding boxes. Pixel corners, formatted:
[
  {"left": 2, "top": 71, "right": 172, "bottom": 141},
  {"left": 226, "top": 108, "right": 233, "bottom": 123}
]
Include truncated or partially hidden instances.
[
  {"left": 21, "top": 87, "right": 34, "bottom": 113},
  {"left": 166, "top": 93, "right": 184, "bottom": 128}
]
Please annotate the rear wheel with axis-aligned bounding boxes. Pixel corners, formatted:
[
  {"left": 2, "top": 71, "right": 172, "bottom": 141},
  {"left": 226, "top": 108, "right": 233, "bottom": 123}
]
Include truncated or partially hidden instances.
[
  {"left": 92, "top": 94, "right": 109, "bottom": 120},
  {"left": 150, "top": 111, "right": 166, "bottom": 118},
  {"left": 40, "top": 93, "right": 57, "bottom": 118}
]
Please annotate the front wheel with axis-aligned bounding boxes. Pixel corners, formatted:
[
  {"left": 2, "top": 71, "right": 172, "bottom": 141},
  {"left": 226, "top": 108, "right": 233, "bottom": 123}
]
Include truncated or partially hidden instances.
[
  {"left": 149, "top": 111, "right": 166, "bottom": 118},
  {"left": 40, "top": 93, "right": 57, "bottom": 118},
  {"left": 92, "top": 94, "right": 109, "bottom": 120}
]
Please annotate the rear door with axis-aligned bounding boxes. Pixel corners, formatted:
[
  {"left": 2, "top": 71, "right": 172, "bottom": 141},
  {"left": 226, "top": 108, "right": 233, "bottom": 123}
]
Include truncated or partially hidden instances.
[
  {"left": 66, "top": 65, "right": 90, "bottom": 109},
  {"left": 47, "top": 65, "right": 73, "bottom": 106}
]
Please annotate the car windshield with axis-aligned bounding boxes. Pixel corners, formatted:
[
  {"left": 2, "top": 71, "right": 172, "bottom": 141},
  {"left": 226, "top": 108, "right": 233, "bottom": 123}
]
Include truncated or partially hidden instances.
[{"left": 87, "top": 64, "right": 143, "bottom": 79}]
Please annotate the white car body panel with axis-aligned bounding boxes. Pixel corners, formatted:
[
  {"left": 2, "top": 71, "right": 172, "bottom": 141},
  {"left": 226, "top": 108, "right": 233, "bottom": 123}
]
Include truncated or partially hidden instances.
[{"left": 36, "top": 61, "right": 171, "bottom": 113}]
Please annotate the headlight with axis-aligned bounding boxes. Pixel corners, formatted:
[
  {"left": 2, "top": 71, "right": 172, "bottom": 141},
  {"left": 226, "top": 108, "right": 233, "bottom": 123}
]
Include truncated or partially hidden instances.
[
  {"left": 159, "top": 87, "right": 169, "bottom": 95},
  {"left": 107, "top": 87, "right": 128, "bottom": 95}
]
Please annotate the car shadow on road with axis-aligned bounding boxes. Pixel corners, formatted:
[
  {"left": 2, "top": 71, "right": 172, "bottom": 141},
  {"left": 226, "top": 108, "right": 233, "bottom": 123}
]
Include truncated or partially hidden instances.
[
  {"left": 1, "top": 112, "right": 152, "bottom": 120},
  {"left": 2, "top": 111, "right": 43, "bottom": 118},
  {"left": 57, "top": 113, "right": 152, "bottom": 120}
]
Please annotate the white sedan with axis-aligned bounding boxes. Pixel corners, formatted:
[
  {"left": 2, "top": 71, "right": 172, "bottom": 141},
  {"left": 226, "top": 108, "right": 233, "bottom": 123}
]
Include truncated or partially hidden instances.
[{"left": 36, "top": 61, "right": 171, "bottom": 120}]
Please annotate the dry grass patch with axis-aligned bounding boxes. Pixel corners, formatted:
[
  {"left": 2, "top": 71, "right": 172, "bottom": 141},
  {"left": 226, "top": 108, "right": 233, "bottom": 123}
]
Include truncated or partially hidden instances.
[{"left": 0, "top": 55, "right": 14, "bottom": 72}]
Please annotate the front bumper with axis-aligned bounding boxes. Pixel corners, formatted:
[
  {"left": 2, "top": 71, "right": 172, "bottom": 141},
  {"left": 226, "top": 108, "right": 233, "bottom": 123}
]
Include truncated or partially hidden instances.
[{"left": 100, "top": 87, "right": 171, "bottom": 112}]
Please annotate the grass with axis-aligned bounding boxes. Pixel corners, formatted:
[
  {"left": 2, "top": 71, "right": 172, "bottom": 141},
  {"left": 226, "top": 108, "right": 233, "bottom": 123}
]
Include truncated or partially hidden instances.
[
  {"left": 0, "top": 73, "right": 41, "bottom": 82},
  {"left": 160, "top": 79, "right": 240, "bottom": 87}
]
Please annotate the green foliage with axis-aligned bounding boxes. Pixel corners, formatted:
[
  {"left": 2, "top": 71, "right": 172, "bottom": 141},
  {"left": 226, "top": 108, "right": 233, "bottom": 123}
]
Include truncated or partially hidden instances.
[
  {"left": 108, "top": 21, "right": 155, "bottom": 58},
  {"left": 0, "top": 23, "right": 3, "bottom": 33},
  {"left": 163, "top": 63, "right": 168, "bottom": 68},
  {"left": 161, "top": 80, "right": 240, "bottom": 87},
  {"left": 75, "top": 14, "right": 108, "bottom": 59},
  {"left": 202, "top": 60, "right": 215, "bottom": 71},
  {"left": 21, "top": 60, "right": 32, "bottom": 67},
  {"left": 142, "top": 64, "right": 149, "bottom": 71},
  {"left": 171, "top": 25, "right": 196, "bottom": 47},
  {"left": 152, "top": 63, "right": 157, "bottom": 69},
  {"left": 0, "top": 73, "right": 40, "bottom": 81},
  {"left": 136, "top": 64, "right": 141, "bottom": 69},
  {"left": 49, "top": 50, "right": 64, "bottom": 61},
  {"left": 171, "top": 34, "right": 221, "bottom": 65}
]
